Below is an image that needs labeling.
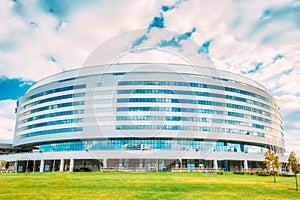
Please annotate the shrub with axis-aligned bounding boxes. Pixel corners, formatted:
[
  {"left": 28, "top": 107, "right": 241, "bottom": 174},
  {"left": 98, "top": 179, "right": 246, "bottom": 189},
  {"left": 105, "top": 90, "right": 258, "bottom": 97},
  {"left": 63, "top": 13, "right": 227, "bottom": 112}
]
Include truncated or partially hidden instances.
[
  {"left": 257, "top": 171, "right": 270, "bottom": 176},
  {"left": 282, "top": 174, "right": 294, "bottom": 177},
  {"left": 245, "top": 171, "right": 254, "bottom": 175},
  {"left": 233, "top": 171, "right": 245, "bottom": 175},
  {"left": 216, "top": 170, "right": 224, "bottom": 175}
]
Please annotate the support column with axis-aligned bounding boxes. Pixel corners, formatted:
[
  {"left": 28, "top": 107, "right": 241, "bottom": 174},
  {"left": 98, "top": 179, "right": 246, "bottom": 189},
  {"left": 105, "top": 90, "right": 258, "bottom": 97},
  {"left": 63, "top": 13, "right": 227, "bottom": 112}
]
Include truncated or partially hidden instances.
[
  {"left": 160, "top": 159, "right": 165, "bottom": 171},
  {"left": 102, "top": 159, "right": 107, "bottom": 168},
  {"left": 144, "top": 159, "right": 150, "bottom": 171},
  {"left": 52, "top": 160, "right": 56, "bottom": 172},
  {"left": 124, "top": 159, "right": 129, "bottom": 168},
  {"left": 213, "top": 159, "right": 218, "bottom": 170},
  {"left": 139, "top": 159, "right": 143, "bottom": 168},
  {"left": 179, "top": 159, "right": 182, "bottom": 169},
  {"left": 69, "top": 159, "right": 74, "bottom": 172},
  {"left": 40, "top": 160, "right": 44, "bottom": 172},
  {"left": 119, "top": 159, "right": 123, "bottom": 168},
  {"left": 175, "top": 160, "right": 179, "bottom": 168},
  {"left": 14, "top": 161, "right": 18, "bottom": 173},
  {"left": 156, "top": 159, "right": 159, "bottom": 172},
  {"left": 25, "top": 160, "right": 29, "bottom": 172},
  {"left": 33, "top": 160, "right": 36, "bottom": 172},
  {"left": 59, "top": 159, "right": 64, "bottom": 172},
  {"left": 244, "top": 160, "right": 248, "bottom": 170}
]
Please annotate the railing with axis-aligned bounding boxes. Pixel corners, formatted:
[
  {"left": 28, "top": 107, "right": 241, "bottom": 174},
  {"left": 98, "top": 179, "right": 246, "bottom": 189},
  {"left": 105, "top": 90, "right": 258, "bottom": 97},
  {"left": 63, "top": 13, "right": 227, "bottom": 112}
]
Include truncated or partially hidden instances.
[
  {"left": 101, "top": 167, "right": 146, "bottom": 172},
  {"left": 171, "top": 168, "right": 223, "bottom": 173}
]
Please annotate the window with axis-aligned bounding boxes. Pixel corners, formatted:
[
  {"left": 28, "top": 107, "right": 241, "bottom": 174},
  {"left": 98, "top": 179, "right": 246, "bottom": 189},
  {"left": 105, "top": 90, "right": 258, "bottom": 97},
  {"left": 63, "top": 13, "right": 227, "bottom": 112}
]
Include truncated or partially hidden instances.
[
  {"left": 117, "top": 80, "right": 269, "bottom": 102},
  {"left": 19, "top": 127, "right": 83, "bottom": 139},
  {"left": 25, "top": 84, "right": 86, "bottom": 101}
]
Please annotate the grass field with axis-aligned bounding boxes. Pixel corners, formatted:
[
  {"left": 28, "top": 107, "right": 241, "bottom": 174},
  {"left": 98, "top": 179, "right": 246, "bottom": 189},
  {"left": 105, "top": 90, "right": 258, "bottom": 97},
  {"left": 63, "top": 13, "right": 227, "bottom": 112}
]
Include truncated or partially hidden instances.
[{"left": 0, "top": 172, "right": 299, "bottom": 200}]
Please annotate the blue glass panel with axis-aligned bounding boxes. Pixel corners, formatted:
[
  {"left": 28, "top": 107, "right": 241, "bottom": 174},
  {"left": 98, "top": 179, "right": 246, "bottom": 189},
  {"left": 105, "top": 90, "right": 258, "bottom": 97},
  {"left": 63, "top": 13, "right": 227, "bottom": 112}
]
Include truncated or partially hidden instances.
[
  {"left": 117, "top": 98, "right": 271, "bottom": 117},
  {"left": 19, "top": 127, "right": 83, "bottom": 139},
  {"left": 20, "top": 101, "right": 85, "bottom": 116},
  {"left": 117, "top": 81, "right": 268, "bottom": 102},
  {"left": 23, "top": 92, "right": 86, "bottom": 109},
  {"left": 26, "top": 84, "right": 86, "bottom": 101},
  {"left": 18, "top": 109, "right": 84, "bottom": 124},
  {"left": 18, "top": 118, "right": 84, "bottom": 131},
  {"left": 117, "top": 89, "right": 268, "bottom": 109},
  {"left": 116, "top": 106, "right": 276, "bottom": 126},
  {"left": 38, "top": 138, "right": 268, "bottom": 154}
]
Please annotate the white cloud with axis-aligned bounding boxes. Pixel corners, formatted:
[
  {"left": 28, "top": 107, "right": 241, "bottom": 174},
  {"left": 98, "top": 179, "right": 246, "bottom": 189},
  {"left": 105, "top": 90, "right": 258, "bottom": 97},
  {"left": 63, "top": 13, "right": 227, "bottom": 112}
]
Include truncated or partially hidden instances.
[
  {"left": 0, "top": 0, "right": 166, "bottom": 81},
  {"left": 275, "top": 95, "right": 300, "bottom": 112},
  {"left": 0, "top": 100, "right": 16, "bottom": 143},
  {"left": 0, "top": 0, "right": 65, "bottom": 80},
  {"left": 284, "top": 129, "right": 300, "bottom": 155},
  {"left": 0, "top": 0, "right": 299, "bottom": 154}
]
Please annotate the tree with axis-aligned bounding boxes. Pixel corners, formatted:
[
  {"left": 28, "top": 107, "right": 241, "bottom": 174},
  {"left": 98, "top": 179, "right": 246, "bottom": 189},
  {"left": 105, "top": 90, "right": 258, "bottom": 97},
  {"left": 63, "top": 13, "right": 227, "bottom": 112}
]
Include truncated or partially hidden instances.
[
  {"left": 264, "top": 149, "right": 281, "bottom": 183},
  {"left": 1, "top": 160, "right": 6, "bottom": 167},
  {"left": 287, "top": 151, "right": 300, "bottom": 191}
]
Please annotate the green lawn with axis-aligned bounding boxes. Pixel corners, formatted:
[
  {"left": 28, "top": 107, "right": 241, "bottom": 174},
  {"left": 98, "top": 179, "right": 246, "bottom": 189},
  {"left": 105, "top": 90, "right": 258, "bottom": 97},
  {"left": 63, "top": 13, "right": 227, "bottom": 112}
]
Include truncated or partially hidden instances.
[{"left": 0, "top": 172, "right": 299, "bottom": 199}]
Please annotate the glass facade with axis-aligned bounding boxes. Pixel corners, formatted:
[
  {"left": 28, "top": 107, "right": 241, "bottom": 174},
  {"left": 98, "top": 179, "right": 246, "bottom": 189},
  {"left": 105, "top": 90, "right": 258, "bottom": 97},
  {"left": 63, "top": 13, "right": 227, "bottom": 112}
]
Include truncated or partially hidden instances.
[
  {"left": 116, "top": 107, "right": 276, "bottom": 125},
  {"left": 18, "top": 118, "right": 84, "bottom": 131},
  {"left": 20, "top": 101, "right": 85, "bottom": 117},
  {"left": 118, "top": 81, "right": 268, "bottom": 102},
  {"left": 18, "top": 109, "right": 84, "bottom": 124},
  {"left": 117, "top": 89, "right": 270, "bottom": 109},
  {"left": 22, "top": 92, "right": 86, "bottom": 109},
  {"left": 25, "top": 84, "right": 86, "bottom": 101},
  {"left": 39, "top": 138, "right": 267, "bottom": 154},
  {"left": 117, "top": 97, "right": 272, "bottom": 117},
  {"left": 19, "top": 127, "right": 83, "bottom": 139}
]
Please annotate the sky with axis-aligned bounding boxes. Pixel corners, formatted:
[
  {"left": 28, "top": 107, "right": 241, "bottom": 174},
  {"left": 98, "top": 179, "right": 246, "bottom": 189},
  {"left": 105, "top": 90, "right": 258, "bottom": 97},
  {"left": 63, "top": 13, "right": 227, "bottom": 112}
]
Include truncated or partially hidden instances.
[{"left": 0, "top": 0, "right": 299, "bottom": 155}]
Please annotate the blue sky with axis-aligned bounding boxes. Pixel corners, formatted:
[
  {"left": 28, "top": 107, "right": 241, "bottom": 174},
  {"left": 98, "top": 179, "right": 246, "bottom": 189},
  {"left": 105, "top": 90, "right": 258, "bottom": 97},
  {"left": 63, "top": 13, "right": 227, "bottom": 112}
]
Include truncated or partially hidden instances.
[{"left": 0, "top": 0, "right": 299, "bottom": 154}]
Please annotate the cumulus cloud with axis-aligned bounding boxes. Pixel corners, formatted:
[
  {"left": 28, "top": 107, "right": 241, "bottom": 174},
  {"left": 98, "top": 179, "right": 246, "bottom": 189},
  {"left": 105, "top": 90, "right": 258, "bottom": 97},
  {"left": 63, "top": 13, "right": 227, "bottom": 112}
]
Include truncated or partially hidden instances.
[
  {"left": 284, "top": 129, "right": 300, "bottom": 154},
  {"left": 0, "top": 0, "right": 300, "bottom": 154},
  {"left": 0, "top": 0, "right": 164, "bottom": 80},
  {"left": 0, "top": 100, "right": 16, "bottom": 143},
  {"left": 275, "top": 95, "right": 300, "bottom": 112}
]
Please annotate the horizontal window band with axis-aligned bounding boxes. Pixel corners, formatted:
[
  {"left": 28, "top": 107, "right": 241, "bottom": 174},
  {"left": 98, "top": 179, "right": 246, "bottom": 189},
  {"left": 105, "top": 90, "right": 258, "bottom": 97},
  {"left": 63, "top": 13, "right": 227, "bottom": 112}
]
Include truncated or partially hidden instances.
[
  {"left": 117, "top": 98, "right": 273, "bottom": 118},
  {"left": 115, "top": 125, "right": 273, "bottom": 138},
  {"left": 18, "top": 109, "right": 85, "bottom": 124},
  {"left": 19, "top": 127, "right": 83, "bottom": 139},
  {"left": 116, "top": 106, "right": 280, "bottom": 125},
  {"left": 115, "top": 115, "right": 274, "bottom": 131},
  {"left": 118, "top": 81, "right": 269, "bottom": 102},
  {"left": 23, "top": 92, "right": 86, "bottom": 109},
  {"left": 25, "top": 84, "right": 86, "bottom": 101},
  {"left": 18, "top": 118, "right": 84, "bottom": 131},
  {"left": 38, "top": 138, "right": 274, "bottom": 154},
  {"left": 117, "top": 89, "right": 271, "bottom": 110},
  {"left": 20, "top": 101, "right": 85, "bottom": 117}
]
